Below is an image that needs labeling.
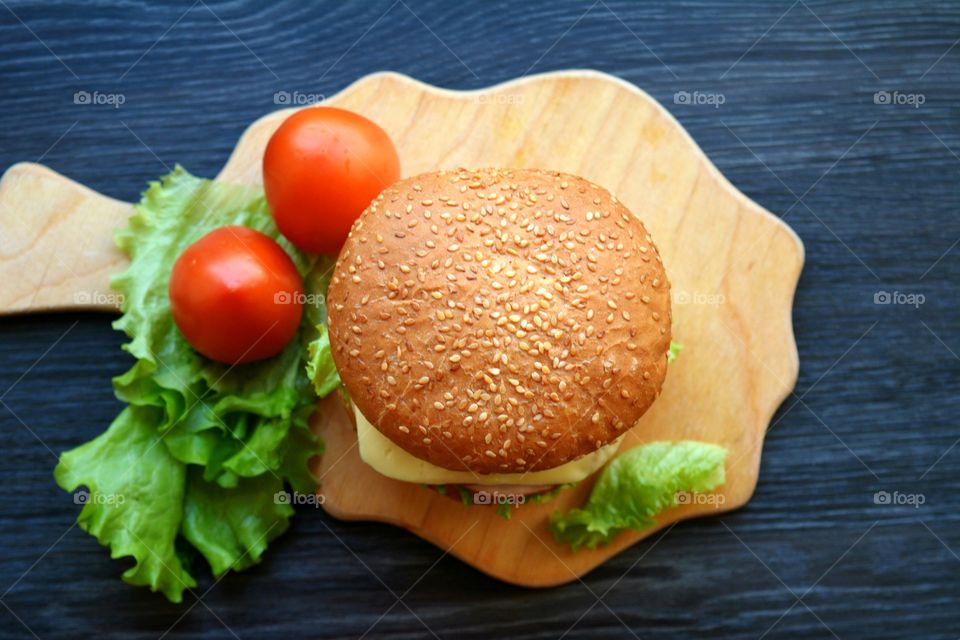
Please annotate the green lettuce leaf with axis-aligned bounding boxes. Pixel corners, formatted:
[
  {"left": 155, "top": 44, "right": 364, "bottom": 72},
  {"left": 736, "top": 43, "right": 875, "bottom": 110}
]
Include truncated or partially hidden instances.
[
  {"left": 110, "top": 166, "right": 323, "bottom": 485},
  {"left": 668, "top": 341, "right": 682, "bottom": 363},
  {"left": 56, "top": 167, "right": 341, "bottom": 601},
  {"left": 549, "top": 441, "right": 727, "bottom": 551},
  {"left": 54, "top": 406, "right": 195, "bottom": 602},
  {"left": 306, "top": 325, "right": 340, "bottom": 397},
  {"left": 303, "top": 259, "right": 341, "bottom": 397},
  {"left": 181, "top": 468, "right": 293, "bottom": 577},
  {"left": 280, "top": 420, "right": 325, "bottom": 496}
]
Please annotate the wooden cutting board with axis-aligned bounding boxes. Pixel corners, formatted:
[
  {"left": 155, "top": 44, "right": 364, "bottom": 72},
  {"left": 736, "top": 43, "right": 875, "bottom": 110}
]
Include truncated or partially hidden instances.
[{"left": 0, "top": 71, "right": 802, "bottom": 587}]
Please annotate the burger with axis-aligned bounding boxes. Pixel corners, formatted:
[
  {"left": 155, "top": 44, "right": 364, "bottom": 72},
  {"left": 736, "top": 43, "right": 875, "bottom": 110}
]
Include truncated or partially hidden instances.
[{"left": 326, "top": 167, "right": 671, "bottom": 499}]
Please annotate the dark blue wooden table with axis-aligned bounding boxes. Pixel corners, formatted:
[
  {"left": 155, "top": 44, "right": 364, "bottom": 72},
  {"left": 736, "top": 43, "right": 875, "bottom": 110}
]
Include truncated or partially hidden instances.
[{"left": 1, "top": 1, "right": 958, "bottom": 638}]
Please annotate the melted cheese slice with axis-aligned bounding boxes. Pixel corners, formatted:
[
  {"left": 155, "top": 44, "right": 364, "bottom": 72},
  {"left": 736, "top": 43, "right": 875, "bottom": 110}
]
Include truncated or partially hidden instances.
[{"left": 354, "top": 404, "right": 622, "bottom": 485}]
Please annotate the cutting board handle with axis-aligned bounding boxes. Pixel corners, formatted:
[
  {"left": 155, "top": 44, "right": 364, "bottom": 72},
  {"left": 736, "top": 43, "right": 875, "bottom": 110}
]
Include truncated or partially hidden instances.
[{"left": 0, "top": 163, "right": 132, "bottom": 314}]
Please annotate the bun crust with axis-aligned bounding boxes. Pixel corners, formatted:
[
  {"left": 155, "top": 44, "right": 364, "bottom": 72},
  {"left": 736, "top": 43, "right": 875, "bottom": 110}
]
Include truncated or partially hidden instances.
[{"left": 327, "top": 168, "right": 671, "bottom": 474}]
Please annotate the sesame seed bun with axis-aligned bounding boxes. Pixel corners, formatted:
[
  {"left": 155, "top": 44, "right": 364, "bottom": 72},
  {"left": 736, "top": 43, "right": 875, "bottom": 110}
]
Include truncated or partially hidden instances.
[{"left": 327, "top": 168, "right": 671, "bottom": 475}]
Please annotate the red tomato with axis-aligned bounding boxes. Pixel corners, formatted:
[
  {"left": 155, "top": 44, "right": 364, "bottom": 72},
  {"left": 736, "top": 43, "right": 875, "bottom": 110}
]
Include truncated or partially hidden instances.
[
  {"left": 262, "top": 106, "right": 400, "bottom": 255},
  {"left": 169, "top": 226, "right": 303, "bottom": 365}
]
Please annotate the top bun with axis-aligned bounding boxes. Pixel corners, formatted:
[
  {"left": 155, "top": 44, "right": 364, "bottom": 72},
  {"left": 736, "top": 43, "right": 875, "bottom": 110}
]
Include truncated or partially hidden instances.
[{"left": 327, "top": 168, "right": 671, "bottom": 474}]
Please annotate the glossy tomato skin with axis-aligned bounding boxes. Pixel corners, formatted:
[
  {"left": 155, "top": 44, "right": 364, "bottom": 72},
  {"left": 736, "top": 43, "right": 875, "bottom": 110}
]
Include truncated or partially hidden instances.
[
  {"left": 263, "top": 106, "right": 400, "bottom": 255},
  {"left": 169, "top": 226, "right": 303, "bottom": 365}
]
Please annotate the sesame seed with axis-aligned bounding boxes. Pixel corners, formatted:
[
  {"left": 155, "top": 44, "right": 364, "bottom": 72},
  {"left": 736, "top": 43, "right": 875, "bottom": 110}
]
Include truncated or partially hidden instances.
[{"left": 330, "top": 168, "right": 670, "bottom": 473}]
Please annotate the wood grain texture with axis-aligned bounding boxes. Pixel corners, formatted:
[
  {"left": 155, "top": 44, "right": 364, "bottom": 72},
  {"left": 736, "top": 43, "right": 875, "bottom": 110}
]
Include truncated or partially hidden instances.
[
  {"left": 0, "top": 71, "right": 803, "bottom": 587},
  {"left": 0, "top": 163, "right": 130, "bottom": 312},
  {"left": 1, "top": 1, "right": 958, "bottom": 639}
]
